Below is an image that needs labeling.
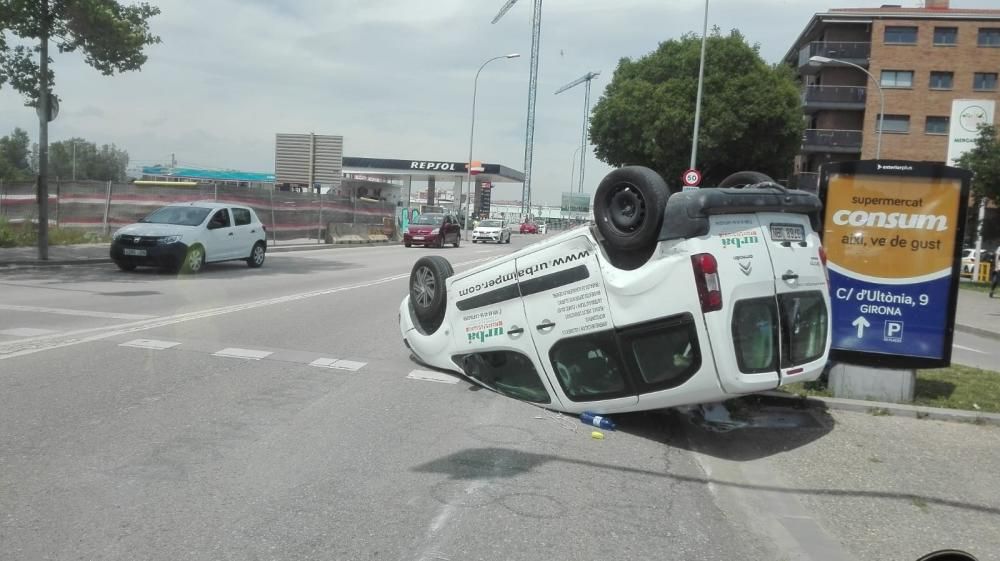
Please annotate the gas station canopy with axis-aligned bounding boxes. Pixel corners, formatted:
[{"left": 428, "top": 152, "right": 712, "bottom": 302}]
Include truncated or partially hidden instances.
[{"left": 343, "top": 157, "right": 524, "bottom": 184}]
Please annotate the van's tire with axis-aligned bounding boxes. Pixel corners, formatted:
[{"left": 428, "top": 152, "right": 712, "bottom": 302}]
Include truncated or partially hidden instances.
[
  {"left": 594, "top": 166, "right": 669, "bottom": 253},
  {"left": 410, "top": 255, "right": 454, "bottom": 333},
  {"left": 717, "top": 171, "right": 775, "bottom": 188}
]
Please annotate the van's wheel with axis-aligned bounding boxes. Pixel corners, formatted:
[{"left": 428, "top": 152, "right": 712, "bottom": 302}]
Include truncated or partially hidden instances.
[
  {"left": 594, "top": 166, "right": 669, "bottom": 253},
  {"left": 717, "top": 171, "right": 775, "bottom": 188},
  {"left": 410, "top": 255, "right": 454, "bottom": 333}
]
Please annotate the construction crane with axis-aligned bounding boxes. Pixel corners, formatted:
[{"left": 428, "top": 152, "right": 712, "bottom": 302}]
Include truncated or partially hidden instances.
[
  {"left": 555, "top": 71, "right": 600, "bottom": 194},
  {"left": 492, "top": 0, "right": 543, "bottom": 217}
]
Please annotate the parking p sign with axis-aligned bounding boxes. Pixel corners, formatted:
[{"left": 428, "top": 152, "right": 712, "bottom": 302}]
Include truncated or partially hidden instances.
[{"left": 819, "top": 161, "right": 971, "bottom": 369}]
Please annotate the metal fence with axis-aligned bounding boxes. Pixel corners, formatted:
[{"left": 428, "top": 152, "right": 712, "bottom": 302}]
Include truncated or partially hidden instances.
[{"left": 0, "top": 179, "right": 399, "bottom": 242}]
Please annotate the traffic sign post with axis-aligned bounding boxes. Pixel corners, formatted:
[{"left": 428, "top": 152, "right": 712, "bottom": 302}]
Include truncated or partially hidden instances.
[
  {"left": 819, "top": 160, "right": 971, "bottom": 401},
  {"left": 681, "top": 168, "right": 702, "bottom": 190}
]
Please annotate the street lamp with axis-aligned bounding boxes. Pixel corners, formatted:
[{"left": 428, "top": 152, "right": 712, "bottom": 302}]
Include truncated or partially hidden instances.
[
  {"left": 690, "top": 0, "right": 710, "bottom": 170},
  {"left": 465, "top": 53, "right": 520, "bottom": 239},
  {"left": 809, "top": 55, "right": 885, "bottom": 159},
  {"left": 569, "top": 145, "right": 582, "bottom": 194}
]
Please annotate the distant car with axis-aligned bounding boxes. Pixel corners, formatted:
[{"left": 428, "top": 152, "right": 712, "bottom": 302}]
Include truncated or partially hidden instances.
[
  {"left": 472, "top": 219, "right": 512, "bottom": 244},
  {"left": 404, "top": 213, "right": 462, "bottom": 248},
  {"left": 399, "top": 166, "right": 831, "bottom": 415},
  {"left": 961, "top": 248, "right": 994, "bottom": 277},
  {"left": 537, "top": 223, "right": 547, "bottom": 235},
  {"left": 110, "top": 202, "right": 267, "bottom": 273},
  {"left": 520, "top": 222, "right": 538, "bottom": 234}
]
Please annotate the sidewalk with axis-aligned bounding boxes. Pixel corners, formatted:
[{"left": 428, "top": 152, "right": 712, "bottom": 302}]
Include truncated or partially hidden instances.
[
  {"left": 0, "top": 239, "right": 392, "bottom": 267},
  {"left": 955, "top": 288, "right": 1000, "bottom": 340}
]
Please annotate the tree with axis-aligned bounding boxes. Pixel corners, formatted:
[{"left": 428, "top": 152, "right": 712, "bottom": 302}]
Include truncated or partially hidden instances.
[
  {"left": 589, "top": 29, "right": 804, "bottom": 188},
  {"left": 49, "top": 138, "right": 129, "bottom": 181},
  {"left": 0, "top": 127, "right": 33, "bottom": 181},
  {"left": 0, "top": 0, "right": 160, "bottom": 258},
  {"left": 956, "top": 125, "right": 1000, "bottom": 205}
]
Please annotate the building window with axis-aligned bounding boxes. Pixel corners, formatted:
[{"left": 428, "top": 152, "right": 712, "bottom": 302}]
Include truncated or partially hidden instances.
[
  {"left": 881, "top": 70, "right": 914, "bottom": 88},
  {"left": 974, "top": 72, "right": 999, "bottom": 91},
  {"left": 929, "top": 71, "right": 954, "bottom": 90},
  {"left": 925, "top": 116, "right": 950, "bottom": 135},
  {"left": 979, "top": 28, "right": 1000, "bottom": 47},
  {"left": 876, "top": 114, "right": 911, "bottom": 134},
  {"left": 885, "top": 26, "right": 918, "bottom": 44},
  {"left": 934, "top": 27, "right": 958, "bottom": 45}
]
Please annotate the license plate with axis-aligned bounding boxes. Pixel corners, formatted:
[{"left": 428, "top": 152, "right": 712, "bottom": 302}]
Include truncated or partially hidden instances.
[
  {"left": 413, "top": 236, "right": 424, "bottom": 240},
  {"left": 769, "top": 224, "right": 805, "bottom": 242},
  {"left": 123, "top": 248, "right": 147, "bottom": 256}
]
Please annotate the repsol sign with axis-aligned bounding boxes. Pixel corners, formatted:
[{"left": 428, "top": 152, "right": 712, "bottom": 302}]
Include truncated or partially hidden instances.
[{"left": 410, "top": 161, "right": 461, "bottom": 171}]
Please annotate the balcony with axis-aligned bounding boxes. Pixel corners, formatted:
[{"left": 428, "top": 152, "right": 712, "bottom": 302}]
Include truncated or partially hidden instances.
[
  {"left": 802, "top": 85, "right": 867, "bottom": 113},
  {"left": 801, "top": 129, "right": 863, "bottom": 154},
  {"left": 798, "top": 42, "right": 870, "bottom": 72}
]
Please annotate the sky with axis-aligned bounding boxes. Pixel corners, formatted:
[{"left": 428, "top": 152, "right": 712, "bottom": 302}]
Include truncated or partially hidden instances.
[{"left": 1, "top": 0, "right": 996, "bottom": 204}]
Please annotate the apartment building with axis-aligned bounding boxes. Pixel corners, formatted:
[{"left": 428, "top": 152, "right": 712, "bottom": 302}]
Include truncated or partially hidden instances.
[{"left": 784, "top": 1, "right": 1000, "bottom": 191}]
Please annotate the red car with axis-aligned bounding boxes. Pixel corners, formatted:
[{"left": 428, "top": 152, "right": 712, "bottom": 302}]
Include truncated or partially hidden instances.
[
  {"left": 404, "top": 213, "right": 461, "bottom": 248},
  {"left": 519, "top": 222, "right": 538, "bottom": 234}
]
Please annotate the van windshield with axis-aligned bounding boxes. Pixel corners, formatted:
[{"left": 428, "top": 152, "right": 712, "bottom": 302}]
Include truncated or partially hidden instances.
[{"left": 139, "top": 206, "right": 211, "bottom": 226}]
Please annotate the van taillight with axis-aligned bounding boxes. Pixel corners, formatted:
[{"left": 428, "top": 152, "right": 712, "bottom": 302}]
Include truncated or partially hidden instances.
[
  {"left": 818, "top": 245, "right": 829, "bottom": 286},
  {"left": 692, "top": 253, "right": 722, "bottom": 313}
]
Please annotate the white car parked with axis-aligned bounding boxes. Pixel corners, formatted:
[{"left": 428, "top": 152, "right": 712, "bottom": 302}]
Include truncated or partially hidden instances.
[
  {"left": 111, "top": 201, "right": 268, "bottom": 273},
  {"left": 399, "top": 166, "right": 831, "bottom": 414},
  {"left": 472, "top": 219, "right": 512, "bottom": 244}
]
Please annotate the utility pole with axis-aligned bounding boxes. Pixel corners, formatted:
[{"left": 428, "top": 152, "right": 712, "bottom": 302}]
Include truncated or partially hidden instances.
[
  {"left": 689, "top": 0, "right": 710, "bottom": 170},
  {"left": 72, "top": 142, "right": 76, "bottom": 181},
  {"left": 37, "top": 0, "right": 51, "bottom": 260}
]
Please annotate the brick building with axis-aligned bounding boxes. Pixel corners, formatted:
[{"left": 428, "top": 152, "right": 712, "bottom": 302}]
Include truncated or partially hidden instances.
[{"left": 783, "top": 1, "right": 1000, "bottom": 191}]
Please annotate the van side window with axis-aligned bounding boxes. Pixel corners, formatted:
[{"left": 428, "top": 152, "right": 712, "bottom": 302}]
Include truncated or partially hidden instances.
[
  {"left": 454, "top": 351, "right": 550, "bottom": 404},
  {"left": 619, "top": 314, "right": 702, "bottom": 391},
  {"left": 549, "top": 331, "right": 630, "bottom": 401}
]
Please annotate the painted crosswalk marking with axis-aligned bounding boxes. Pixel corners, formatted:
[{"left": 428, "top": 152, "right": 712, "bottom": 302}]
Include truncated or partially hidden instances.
[
  {"left": 406, "top": 369, "right": 460, "bottom": 384},
  {"left": 119, "top": 339, "right": 181, "bottom": 350},
  {"left": 0, "top": 328, "right": 59, "bottom": 337},
  {"left": 213, "top": 347, "right": 273, "bottom": 360},
  {"left": 309, "top": 358, "right": 367, "bottom": 371}
]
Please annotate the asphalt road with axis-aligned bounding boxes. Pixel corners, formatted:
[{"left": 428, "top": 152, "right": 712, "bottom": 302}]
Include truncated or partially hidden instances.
[{"left": 1, "top": 235, "right": 997, "bottom": 561}]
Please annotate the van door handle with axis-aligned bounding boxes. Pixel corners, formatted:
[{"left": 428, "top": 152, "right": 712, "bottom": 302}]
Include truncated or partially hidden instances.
[
  {"left": 782, "top": 272, "right": 799, "bottom": 281},
  {"left": 536, "top": 321, "right": 556, "bottom": 331},
  {"left": 508, "top": 326, "right": 525, "bottom": 336}
]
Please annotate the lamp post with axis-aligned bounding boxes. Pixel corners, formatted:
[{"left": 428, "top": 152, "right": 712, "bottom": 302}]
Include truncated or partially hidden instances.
[
  {"left": 689, "top": 0, "right": 710, "bottom": 170},
  {"left": 569, "top": 145, "right": 582, "bottom": 193},
  {"left": 465, "top": 53, "right": 520, "bottom": 239},
  {"left": 809, "top": 55, "right": 885, "bottom": 159}
]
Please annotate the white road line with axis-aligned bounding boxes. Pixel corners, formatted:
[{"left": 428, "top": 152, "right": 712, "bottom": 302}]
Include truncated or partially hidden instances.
[
  {"left": 310, "top": 358, "right": 367, "bottom": 371},
  {"left": 119, "top": 339, "right": 181, "bottom": 350},
  {"left": 406, "top": 369, "right": 460, "bottom": 384},
  {"left": 0, "top": 304, "right": 155, "bottom": 321},
  {"left": 213, "top": 348, "right": 273, "bottom": 360},
  {"left": 0, "top": 327, "right": 58, "bottom": 337},
  {"left": 0, "top": 256, "right": 493, "bottom": 362},
  {"left": 953, "top": 344, "right": 987, "bottom": 354}
]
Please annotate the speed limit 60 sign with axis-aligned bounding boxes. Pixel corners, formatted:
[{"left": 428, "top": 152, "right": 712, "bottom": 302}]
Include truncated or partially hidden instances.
[{"left": 682, "top": 168, "right": 702, "bottom": 187}]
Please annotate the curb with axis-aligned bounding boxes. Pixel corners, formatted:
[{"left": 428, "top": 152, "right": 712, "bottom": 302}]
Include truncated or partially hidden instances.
[
  {"left": 0, "top": 257, "right": 111, "bottom": 267},
  {"left": 954, "top": 322, "right": 1000, "bottom": 341},
  {"left": 761, "top": 390, "right": 1000, "bottom": 426}
]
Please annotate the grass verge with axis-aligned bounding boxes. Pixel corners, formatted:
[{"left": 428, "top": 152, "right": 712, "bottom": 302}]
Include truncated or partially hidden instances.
[
  {"left": 784, "top": 365, "right": 1000, "bottom": 414},
  {"left": 0, "top": 219, "right": 108, "bottom": 247}
]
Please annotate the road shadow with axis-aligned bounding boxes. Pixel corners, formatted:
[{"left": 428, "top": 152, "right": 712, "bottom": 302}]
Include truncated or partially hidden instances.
[{"left": 411, "top": 445, "right": 1000, "bottom": 517}]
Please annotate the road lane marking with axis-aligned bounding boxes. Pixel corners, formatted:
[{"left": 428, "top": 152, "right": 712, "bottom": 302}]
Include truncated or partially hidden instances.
[
  {"left": 406, "top": 369, "right": 460, "bottom": 384},
  {"left": 309, "top": 358, "right": 367, "bottom": 371},
  {"left": 0, "top": 327, "right": 58, "bottom": 337},
  {"left": 953, "top": 344, "right": 987, "bottom": 354},
  {"left": 213, "top": 347, "right": 273, "bottom": 360},
  {"left": 119, "top": 339, "right": 181, "bottom": 350},
  {"left": 0, "top": 256, "right": 493, "bottom": 362},
  {"left": 0, "top": 304, "right": 155, "bottom": 320}
]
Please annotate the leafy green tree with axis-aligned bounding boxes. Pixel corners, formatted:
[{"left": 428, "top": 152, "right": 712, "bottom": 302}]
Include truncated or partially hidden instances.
[
  {"left": 49, "top": 138, "right": 129, "bottom": 181},
  {"left": 0, "top": 0, "right": 160, "bottom": 258},
  {"left": 957, "top": 125, "right": 1000, "bottom": 205},
  {"left": 0, "top": 127, "right": 33, "bottom": 181},
  {"left": 589, "top": 29, "right": 804, "bottom": 188}
]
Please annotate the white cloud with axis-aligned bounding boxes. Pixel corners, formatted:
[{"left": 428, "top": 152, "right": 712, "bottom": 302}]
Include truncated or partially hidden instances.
[{"left": 2, "top": 0, "right": 997, "bottom": 203}]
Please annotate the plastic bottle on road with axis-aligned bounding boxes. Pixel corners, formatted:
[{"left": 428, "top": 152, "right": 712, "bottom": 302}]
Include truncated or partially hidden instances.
[{"left": 580, "top": 412, "right": 616, "bottom": 431}]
